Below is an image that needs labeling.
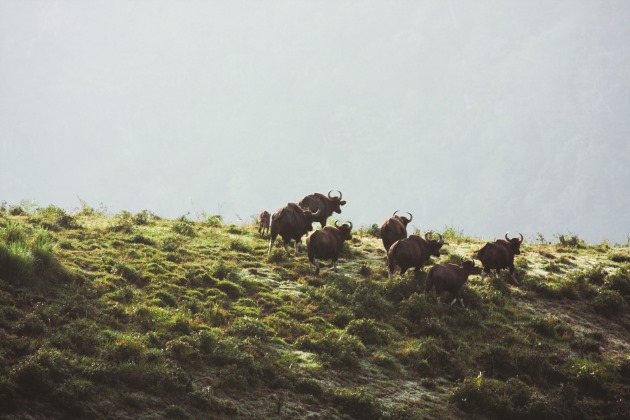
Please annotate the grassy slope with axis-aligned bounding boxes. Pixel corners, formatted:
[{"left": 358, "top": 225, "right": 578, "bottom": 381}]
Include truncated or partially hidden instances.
[{"left": 1, "top": 205, "right": 629, "bottom": 419}]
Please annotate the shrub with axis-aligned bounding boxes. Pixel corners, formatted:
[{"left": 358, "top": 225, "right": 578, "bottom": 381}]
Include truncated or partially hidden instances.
[
  {"left": 229, "top": 239, "right": 252, "bottom": 253},
  {"left": 592, "top": 290, "right": 625, "bottom": 317},
  {"left": 110, "top": 211, "right": 134, "bottom": 233},
  {"left": 565, "top": 357, "right": 618, "bottom": 396},
  {"left": 228, "top": 317, "right": 271, "bottom": 339},
  {"left": 604, "top": 266, "right": 630, "bottom": 296},
  {"left": 0, "top": 240, "right": 35, "bottom": 282},
  {"left": 172, "top": 216, "right": 196, "bottom": 237},
  {"left": 330, "top": 386, "right": 382, "bottom": 419},
  {"left": 345, "top": 319, "right": 392, "bottom": 345},
  {"left": 296, "top": 330, "right": 365, "bottom": 368},
  {"left": 382, "top": 275, "right": 421, "bottom": 302},
  {"left": 611, "top": 253, "right": 630, "bottom": 263},
  {"left": 166, "top": 336, "right": 200, "bottom": 362},
  {"left": 13, "top": 312, "right": 47, "bottom": 336},
  {"left": 557, "top": 234, "right": 586, "bottom": 249},
  {"left": 215, "top": 281, "right": 242, "bottom": 299},
  {"left": 351, "top": 285, "right": 393, "bottom": 319},
  {"left": 360, "top": 224, "right": 380, "bottom": 238},
  {"left": 205, "top": 214, "right": 223, "bottom": 227},
  {"left": 132, "top": 210, "right": 158, "bottom": 225},
  {"left": 451, "top": 373, "right": 534, "bottom": 418},
  {"left": 528, "top": 315, "right": 573, "bottom": 339}
]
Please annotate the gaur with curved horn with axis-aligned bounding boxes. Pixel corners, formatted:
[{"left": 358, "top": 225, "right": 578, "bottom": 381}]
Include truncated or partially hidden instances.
[
  {"left": 476, "top": 232, "right": 524, "bottom": 285},
  {"left": 386, "top": 232, "right": 444, "bottom": 279},
  {"left": 268, "top": 204, "right": 321, "bottom": 256},
  {"left": 307, "top": 220, "right": 354, "bottom": 275},
  {"left": 298, "top": 191, "right": 347, "bottom": 227},
  {"left": 380, "top": 210, "right": 414, "bottom": 251}
]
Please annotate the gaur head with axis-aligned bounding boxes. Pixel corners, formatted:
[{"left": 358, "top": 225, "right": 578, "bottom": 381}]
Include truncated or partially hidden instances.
[
  {"left": 328, "top": 190, "right": 347, "bottom": 213},
  {"left": 335, "top": 220, "right": 353, "bottom": 241},
  {"left": 425, "top": 232, "right": 445, "bottom": 257},
  {"left": 461, "top": 258, "right": 482, "bottom": 276},
  {"left": 393, "top": 210, "right": 413, "bottom": 226},
  {"left": 505, "top": 233, "right": 524, "bottom": 255},
  {"left": 302, "top": 207, "right": 321, "bottom": 231}
]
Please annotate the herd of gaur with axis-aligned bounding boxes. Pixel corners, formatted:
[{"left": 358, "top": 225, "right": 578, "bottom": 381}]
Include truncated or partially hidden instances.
[{"left": 257, "top": 191, "right": 524, "bottom": 308}]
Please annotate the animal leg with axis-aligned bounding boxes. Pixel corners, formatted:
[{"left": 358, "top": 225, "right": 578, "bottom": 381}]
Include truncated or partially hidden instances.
[
  {"left": 459, "top": 299, "right": 466, "bottom": 308},
  {"left": 509, "top": 266, "right": 520, "bottom": 286},
  {"left": 480, "top": 270, "right": 489, "bottom": 284},
  {"left": 268, "top": 237, "right": 275, "bottom": 255}
]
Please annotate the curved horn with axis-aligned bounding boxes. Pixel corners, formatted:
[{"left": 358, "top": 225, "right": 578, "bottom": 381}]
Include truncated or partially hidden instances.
[
  {"left": 345, "top": 221, "right": 353, "bottom": 230},
  {"left": 518, "top": 233, "right": 524, "bottom": 244},
  {"left": 406, "top": 212, "right": 413, "bottom": 223},
  {"left": 425, "top": 231, "right": 433, "bottom": 241},
  {"left": 328, "top": 190, "right": 342, "bottom": 201},
  {"left": 393, "top": 210, "right": 400, "bottom": 217},
  {"left": 334, "top": 220, "right": 341, "bottom": 228},
  {"left": 505, "top": 232, "right": 510, "bottom": 241},
  {"left": 312, "top": 207, "right": 321, "bottom": 217}
]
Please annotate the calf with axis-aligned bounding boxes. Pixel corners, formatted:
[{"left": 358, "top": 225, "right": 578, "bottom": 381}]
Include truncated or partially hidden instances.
[
  {"left": 387, "top": 232, "right": 444, "bottom": 279},
  {"left": 426, "top": 259, "right": 481, "bottom": 307},
  {"left": 306, "top": 221, "right": 353, "bottom": 275},
  {"left": 257, "top": 210, "right": 270, "bottom": 237}
]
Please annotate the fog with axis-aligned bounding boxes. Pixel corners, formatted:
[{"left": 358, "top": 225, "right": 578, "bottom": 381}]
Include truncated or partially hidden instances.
[{"left": 1, "top": 1, "right": 629, "bottom": 243}]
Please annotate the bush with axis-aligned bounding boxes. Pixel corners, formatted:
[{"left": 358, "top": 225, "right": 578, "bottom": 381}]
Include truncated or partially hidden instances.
[
  {"left": 172, "top": 216, "right": 196, "bottom": 237},
  {"left": 451, "top": 373, "right": 534, "bottom": 418},
  {"left": 605, "top": 266, "right": 630, "bottom": 296},
  {"left": 228, "top": 317, "right": 271, "bottom": 339},
  {"left": 565, "top": 357, "right": 618, "bottom": 396},
  {"left": 330, "top": 386, "right": 383, "bottom": 419},
  {"left": 345, "top": 319, "right": 392, "bottom": 345},
  {"left": 296, "top": 330, "right": 365, "bottom": 368},
  {"left": 592, "top": 290, "right": 625, "bottom": 317},
  {"left": 351, "top": 285, "right": 393, "bottom": 319}
]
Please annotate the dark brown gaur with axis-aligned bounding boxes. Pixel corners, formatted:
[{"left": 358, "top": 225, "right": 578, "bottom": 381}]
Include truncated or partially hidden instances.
[
  {"left": 268, "top": 203, "right": 321, "bottom": 256},
  {"left": 426, "top": 258, "right": 481, "bottom": 307},
  {"left": 380, "top": 210, "right": 413, "bottom": 251},
  {"left": 306, "top": 220, "right": 353, "bottom": 275},
  {"left": 298, "top": 190, "right": 347, "bottom": 227},
  {"left": 387, "top": 232, "right": 444, "bottom": 279},
  {"left": 476, "top": 232, "right": 524, "bottom": 285},
  {"left": 257, "top": 210, "right": 270, "bottom": 237}
]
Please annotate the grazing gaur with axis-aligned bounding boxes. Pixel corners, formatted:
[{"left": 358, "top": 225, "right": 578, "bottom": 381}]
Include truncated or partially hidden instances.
[
  {"left": 298, "top": 190, "right": 346, "bottom": 227},
  {"left": 426, "top": 258, "right": 481, "bottom": 307},
  {"left": 257, "top": 210, "right": 270, "bottom": 237},
  {"left": 387, "top": 232, "right": 444, "bottom": 279},
  {"left": 268, "top": 203, "right": 320, "bottom": 255},
  {"left": 306, "top": 221, "right": 353, "bottom": 275},
  {"left": 380, "top": 210, "right": 413, "bottom": 251},
  {"left": 476, "top": 233, "right": 524, "bottom": 285}
]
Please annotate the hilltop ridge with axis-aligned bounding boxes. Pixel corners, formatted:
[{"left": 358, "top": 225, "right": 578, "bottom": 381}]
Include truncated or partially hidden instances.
[{"left": 1, "top": 205, "right": 629, "bottom": 419}]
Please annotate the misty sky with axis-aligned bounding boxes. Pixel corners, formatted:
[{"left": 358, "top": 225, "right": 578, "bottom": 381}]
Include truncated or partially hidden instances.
[{"left": 1, "top": 1, "right": 629, "bottom": 243}]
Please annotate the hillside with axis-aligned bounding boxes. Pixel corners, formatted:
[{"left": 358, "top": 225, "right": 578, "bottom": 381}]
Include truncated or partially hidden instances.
[{"left": 1, "top": 204, "right": 629, "bottom": 419}]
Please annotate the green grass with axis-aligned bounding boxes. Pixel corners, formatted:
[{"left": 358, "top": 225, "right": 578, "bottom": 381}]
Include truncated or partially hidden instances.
[{"left": 0, "top": 209, "right": 629, "bottom": 418}]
